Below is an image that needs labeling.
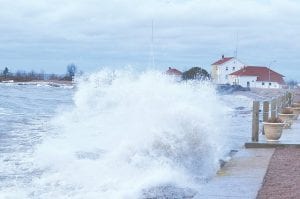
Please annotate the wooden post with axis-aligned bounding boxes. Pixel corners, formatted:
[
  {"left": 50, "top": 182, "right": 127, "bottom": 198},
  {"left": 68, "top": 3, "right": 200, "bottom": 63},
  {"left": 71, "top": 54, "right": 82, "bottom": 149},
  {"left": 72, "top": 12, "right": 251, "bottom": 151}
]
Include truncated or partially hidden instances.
[
  {"left": 285, "top": 93, "right": 289, "bottom": 107},
  {"left": 276, "top": 97, "right": 281, "bottom": 114},
  {"left": 281, "top": 96, "right": 284, "bottom": 110},
  {"left": 271, "top": 99, "right": 276, "bottom": 119},
  {"left": 252, "top": 101, "right": 260, "bottom": 142},
  {"left": 262, "top": 101, "right": 269, "bottom": 135},
  {"left": 288, "top": 92, "right": 292, "bottom": 106}
]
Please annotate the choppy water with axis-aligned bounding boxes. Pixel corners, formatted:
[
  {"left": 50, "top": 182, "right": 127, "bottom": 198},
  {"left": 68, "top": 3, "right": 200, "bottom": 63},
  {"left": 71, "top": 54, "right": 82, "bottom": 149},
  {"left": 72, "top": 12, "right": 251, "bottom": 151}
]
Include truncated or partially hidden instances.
[
  {"left": 0, "top": 84, "right": 73, "bottom": 198},
  {"left": 0, "top": 70, "right": 252, "bottom": 199}
]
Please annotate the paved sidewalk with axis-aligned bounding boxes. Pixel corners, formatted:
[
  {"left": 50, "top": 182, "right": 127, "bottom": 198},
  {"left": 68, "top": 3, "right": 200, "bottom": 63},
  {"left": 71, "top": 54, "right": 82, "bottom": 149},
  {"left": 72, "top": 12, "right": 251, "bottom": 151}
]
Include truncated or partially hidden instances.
[
  {"left": 256, "top": 147, "right": 300, "bottom": 199},
  {"left": 195, "top": 148, "right": 274, "bottom": 199}
]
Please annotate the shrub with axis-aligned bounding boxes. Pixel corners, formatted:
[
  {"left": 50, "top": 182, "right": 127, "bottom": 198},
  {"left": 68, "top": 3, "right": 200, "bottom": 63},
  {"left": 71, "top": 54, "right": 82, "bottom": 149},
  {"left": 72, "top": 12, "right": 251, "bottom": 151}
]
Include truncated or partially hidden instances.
[
  {"left": 281, "top": 108, "right": 294, "bottom": 114},
  {"left": 292, "top": 103, "right": 300, "bottom": 108},
  {"left": 267, "top": 117, "right": 283, "bottom": 123}
]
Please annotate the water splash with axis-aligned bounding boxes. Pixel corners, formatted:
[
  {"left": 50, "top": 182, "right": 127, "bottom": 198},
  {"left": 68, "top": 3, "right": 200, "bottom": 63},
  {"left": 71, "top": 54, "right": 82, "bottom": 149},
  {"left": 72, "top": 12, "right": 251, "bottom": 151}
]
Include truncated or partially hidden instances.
[{"left": 19, "top": 70, "right": 231, "bottom": 198}]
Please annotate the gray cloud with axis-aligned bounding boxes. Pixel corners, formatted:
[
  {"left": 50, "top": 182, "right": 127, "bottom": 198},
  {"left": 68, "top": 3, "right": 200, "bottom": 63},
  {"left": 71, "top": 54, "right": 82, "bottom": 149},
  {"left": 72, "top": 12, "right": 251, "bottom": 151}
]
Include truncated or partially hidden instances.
[{"left": 0, "top": 0, "right": 299, "bottom": 79}]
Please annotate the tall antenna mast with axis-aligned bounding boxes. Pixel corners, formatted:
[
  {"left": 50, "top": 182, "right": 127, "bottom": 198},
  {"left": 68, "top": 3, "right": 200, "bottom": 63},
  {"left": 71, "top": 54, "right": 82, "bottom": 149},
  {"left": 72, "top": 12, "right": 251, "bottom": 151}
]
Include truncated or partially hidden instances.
[
  {"left": 234, "top": 32, "right": 239, "bottom": 58},
  {"left": 150, "top": 20, "right": 155, "bottom": 68}
]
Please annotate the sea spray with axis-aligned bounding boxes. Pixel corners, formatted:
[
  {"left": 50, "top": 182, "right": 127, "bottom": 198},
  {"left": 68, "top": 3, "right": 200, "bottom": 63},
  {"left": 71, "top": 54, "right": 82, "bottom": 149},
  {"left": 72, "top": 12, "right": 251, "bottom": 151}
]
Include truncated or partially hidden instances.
[{"left": 28, "top": 69, "right": 231, "bottom": 198}]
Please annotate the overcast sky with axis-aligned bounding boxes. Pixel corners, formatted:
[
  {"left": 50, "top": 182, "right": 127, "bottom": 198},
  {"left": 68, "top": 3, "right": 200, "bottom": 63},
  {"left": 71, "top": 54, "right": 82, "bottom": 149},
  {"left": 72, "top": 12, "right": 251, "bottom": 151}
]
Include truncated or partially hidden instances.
[{"left": 0, "top": 0, "right": 300, "bottom": 79}]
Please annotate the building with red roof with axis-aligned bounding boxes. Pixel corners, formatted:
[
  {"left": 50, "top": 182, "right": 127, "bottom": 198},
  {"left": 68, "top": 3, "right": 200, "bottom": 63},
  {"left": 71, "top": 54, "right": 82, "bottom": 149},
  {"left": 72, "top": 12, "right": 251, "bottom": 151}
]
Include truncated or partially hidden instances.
[
  {"left": 211, "top": 55, "right": 245, "bottom": 84},
  {"left": 212, "top": 56, "right": 234, "bottom": 65},
  {"left": 165, "top": 67, "right": 182, "bottom": 81},
  {"left": 228, "top": 66, "right": 285, "bottom": 88},
  {"left": 166, "top": 67, "right": 182, "bottom": 76}
]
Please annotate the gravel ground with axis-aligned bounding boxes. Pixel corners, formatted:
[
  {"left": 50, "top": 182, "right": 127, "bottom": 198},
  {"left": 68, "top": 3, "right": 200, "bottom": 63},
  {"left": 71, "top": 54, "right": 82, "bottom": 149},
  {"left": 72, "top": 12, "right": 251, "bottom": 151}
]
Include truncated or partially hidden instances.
[{"left": 256, "top": 147, "right": 300, "bottom": 199}]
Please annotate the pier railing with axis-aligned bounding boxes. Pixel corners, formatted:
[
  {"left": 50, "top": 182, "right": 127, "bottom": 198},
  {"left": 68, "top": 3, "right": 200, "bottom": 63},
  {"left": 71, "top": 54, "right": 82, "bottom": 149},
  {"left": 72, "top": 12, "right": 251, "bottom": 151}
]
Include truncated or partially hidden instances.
[{"left": 251, "top": 92, "right": 293, "bottom": 142}]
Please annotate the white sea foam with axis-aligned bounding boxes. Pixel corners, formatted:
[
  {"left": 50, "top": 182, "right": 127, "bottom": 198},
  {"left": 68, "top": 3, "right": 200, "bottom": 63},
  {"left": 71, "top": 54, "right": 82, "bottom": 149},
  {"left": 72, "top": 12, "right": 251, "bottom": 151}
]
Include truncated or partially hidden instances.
[{"left": 12, "top": 69, "right": 232, "bottom": 198}]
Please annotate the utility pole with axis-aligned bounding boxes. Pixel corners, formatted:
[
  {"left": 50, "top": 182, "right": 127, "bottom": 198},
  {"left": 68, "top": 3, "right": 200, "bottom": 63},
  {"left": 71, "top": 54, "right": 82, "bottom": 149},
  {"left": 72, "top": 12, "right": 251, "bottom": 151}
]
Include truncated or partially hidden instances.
[
  {"left": 234, "top": 32, "right": 239, "bottom": 58},
  {"left": 269, "top": 60, "right": 276, "bottom": 88},
  {"left": 150, "top": 20, "right": 155, "bottom": 68}
]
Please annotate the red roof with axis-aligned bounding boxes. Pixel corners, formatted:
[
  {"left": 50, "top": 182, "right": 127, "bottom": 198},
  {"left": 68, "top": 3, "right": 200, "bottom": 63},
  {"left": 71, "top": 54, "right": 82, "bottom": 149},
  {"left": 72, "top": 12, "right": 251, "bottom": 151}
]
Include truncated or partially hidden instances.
[
  {"left": 212, "top": 56, "right": 234, "bottom": 65},
  {"left": 229, "top": 66, "right": 285, "bottom": 84},
  {"left": 166, "top": 67, "right": 182, "bottom": 76}
]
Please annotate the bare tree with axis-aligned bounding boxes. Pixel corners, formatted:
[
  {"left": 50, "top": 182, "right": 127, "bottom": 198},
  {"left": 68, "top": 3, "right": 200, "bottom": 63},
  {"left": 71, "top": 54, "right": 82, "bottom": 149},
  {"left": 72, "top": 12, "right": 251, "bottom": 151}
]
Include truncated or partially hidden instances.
[
  {"left": 3, "top": 67, "right": 9, "bottom": 79},
  {"left": 66, "top": 63, "right": 77, "bottom": 79},
  {"left": 287, "top": 80, "right": 298, "bottom": 89}
]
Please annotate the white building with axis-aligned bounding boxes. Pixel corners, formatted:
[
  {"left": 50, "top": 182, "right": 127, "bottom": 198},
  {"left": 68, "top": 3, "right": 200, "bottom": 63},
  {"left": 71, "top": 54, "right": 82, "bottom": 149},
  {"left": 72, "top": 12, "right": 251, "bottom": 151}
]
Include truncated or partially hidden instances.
[
  {"left": 228, "top": 66, "right": 285, "bottom": 89},
  {"left": 211, "top": 55, "right": 245, "bottom": 84}
]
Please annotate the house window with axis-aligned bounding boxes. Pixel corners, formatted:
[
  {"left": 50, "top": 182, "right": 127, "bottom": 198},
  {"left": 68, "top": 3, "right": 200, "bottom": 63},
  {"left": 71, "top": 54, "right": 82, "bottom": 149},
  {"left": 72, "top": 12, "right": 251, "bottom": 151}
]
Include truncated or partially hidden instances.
[
  {"left": 226, "top": 67, "right": 228, "bottom": 71},
  {"left": 262, "top": 82, "right": 265, "bottom": 86},
  {"left": 232, "top": 67, "right": 235, "bottom": 71}
]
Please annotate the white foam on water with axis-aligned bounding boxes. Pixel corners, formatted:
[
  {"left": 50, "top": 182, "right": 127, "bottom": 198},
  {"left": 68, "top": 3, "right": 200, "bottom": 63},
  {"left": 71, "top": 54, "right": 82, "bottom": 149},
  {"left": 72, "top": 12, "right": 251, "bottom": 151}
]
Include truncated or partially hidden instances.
[{"left": 8, "top": 69, "right": 232, "bottom": 198}]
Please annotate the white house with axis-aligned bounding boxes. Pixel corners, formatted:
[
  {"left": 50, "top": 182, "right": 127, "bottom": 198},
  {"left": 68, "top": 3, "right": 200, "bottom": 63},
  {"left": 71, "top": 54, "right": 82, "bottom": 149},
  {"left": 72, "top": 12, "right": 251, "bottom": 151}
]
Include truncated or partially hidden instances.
[
  {"left": 211, "top": 55, "right": 245, "bottom": 84},
  {"left": 228, "top": 66, "right": 285, "bottom": 89}
]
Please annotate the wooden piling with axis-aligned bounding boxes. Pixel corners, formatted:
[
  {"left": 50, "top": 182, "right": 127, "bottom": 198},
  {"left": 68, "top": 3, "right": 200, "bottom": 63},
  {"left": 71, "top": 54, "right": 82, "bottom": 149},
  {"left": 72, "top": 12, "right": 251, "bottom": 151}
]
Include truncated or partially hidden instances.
[
  {"left": 271, "top": 99, "right": 277, "bottom": 119},
  {"left": 252, "top": 101, "right": 260, "bottom": 142},
  {"left": 276, "top": 97, "right": 282, "bottom": 114},
  {"left": 287, "top": 92, "right": 292, "bottom": 106},
  {"left": 249, "top": 93, "right": 294, "bottom": 144},
  {"left": 262, "top": 101, "right": 269, "bottom": 135},
  {"left": 284, "top": 93, "right": 289, "bottom": 107}
]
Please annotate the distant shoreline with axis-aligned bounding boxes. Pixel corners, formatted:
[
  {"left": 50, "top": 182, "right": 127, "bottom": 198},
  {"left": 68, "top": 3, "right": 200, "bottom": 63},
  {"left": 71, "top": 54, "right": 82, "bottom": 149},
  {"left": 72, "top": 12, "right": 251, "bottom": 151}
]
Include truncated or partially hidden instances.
[{"left": 0, "top": 79, "right": 74, "bottom": 87}]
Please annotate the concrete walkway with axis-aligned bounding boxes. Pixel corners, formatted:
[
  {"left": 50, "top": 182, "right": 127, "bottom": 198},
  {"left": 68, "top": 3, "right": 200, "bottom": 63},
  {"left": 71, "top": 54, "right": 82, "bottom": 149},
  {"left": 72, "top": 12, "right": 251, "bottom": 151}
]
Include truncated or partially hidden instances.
[{"left": 195, "top": 148, "right": 274, "bottom": 199}]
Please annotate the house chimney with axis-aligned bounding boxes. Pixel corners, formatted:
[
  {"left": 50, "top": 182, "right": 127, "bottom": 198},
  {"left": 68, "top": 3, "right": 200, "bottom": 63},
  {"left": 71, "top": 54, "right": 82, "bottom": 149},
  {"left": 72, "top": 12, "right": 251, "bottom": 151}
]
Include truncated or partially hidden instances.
[{"left": 222, "top": 54, "right": 224, "bottom": 59}]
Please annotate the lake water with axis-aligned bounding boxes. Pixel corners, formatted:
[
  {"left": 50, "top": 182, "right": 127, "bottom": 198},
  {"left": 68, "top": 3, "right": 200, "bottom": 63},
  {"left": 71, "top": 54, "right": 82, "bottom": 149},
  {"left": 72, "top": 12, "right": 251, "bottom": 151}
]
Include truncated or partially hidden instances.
[{"left": 0, "top": 70, "right": 253, "bottom": 199}]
